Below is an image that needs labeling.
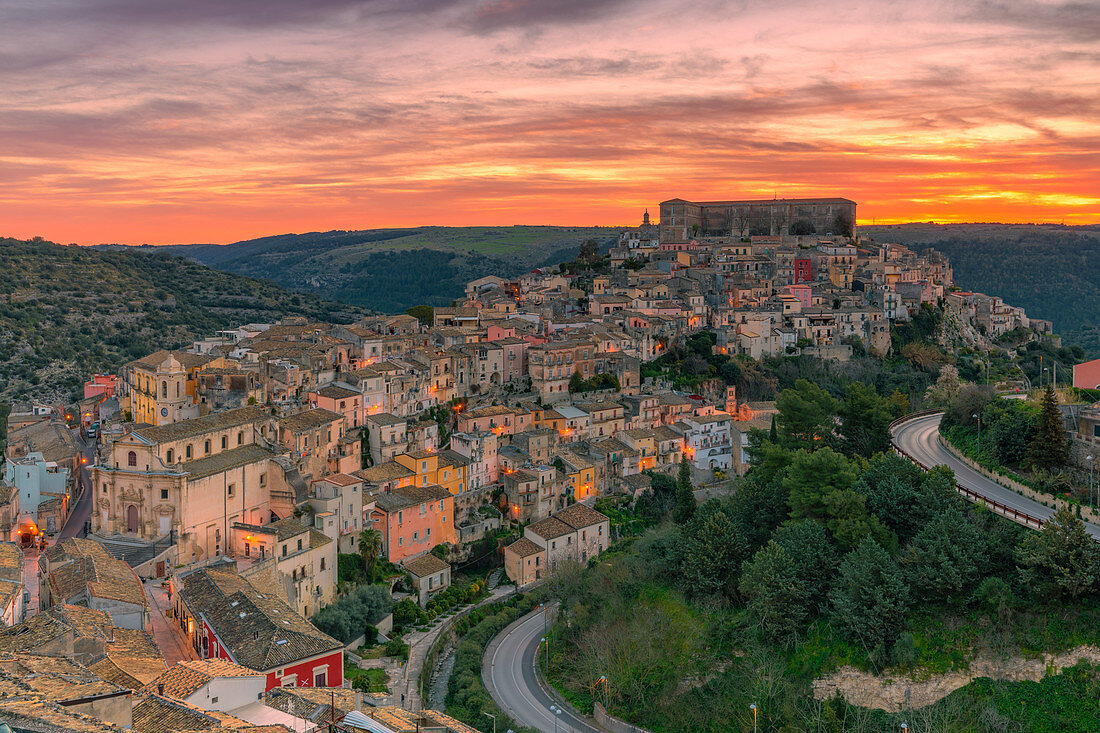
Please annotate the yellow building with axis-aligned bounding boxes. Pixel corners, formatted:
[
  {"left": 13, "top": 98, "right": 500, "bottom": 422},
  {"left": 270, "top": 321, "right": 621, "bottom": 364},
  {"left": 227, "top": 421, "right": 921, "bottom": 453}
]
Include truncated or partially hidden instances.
[
  {"left": 124, "top": 351, "right": 210, "bottom": 426},
  {"left": 394, "top": 450, "right": 468, "bottom": 495},
  {"left": 558, "top": 452, "right": 597, "bottom": 502}
]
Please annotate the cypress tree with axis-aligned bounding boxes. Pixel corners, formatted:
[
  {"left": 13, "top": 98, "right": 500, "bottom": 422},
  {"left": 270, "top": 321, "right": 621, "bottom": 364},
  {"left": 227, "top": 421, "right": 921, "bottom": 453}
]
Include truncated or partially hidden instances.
[
  {"left": 674, "top": 454, "right": 696, "bottom": 524},
  {"left": 1026, "top": 384, "right": 1066, "bottom": 471}
]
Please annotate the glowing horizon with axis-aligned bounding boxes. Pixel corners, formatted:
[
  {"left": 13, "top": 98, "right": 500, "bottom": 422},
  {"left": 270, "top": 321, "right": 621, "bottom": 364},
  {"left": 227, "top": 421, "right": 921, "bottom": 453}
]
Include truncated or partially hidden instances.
[{"left": 2, "top": 0, "right": 1098, "bottom": 246}]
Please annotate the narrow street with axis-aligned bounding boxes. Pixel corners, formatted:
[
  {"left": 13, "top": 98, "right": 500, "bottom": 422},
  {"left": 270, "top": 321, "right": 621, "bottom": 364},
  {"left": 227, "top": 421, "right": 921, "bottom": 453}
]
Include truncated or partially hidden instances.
[
  {"left": 59, "top": 428, "right": 95, "bottom": 540},
  {"left": 145, "top": 579, "right": 197, "bottom": 666}
]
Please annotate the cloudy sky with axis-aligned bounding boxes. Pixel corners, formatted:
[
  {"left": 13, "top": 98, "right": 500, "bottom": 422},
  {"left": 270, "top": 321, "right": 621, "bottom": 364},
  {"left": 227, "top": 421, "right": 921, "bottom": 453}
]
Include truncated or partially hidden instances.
[{"left": 2, "top": 0, "right": 1098, "bottom": 244}]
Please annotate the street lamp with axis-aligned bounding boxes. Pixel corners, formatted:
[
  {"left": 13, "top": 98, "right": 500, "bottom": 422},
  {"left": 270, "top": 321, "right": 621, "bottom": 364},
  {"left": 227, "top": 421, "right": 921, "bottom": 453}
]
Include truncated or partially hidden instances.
[
  {"left": 550, "top": 705, "right": 563, "bottom": 733},
  {"left": 750, "top": 703, "right": 757, "bottom": 733},
  {"left": 900, "top": 723, "right": 908, "bottom": 733},
  {"left": 541, "top": 636, "right": 549, "bottom": 676},
  {"left": 973, "top": 413, "right": 981, "bottom": 455},
  {"left": 483, "top": 712, "right": 496, "bottom": 733}
]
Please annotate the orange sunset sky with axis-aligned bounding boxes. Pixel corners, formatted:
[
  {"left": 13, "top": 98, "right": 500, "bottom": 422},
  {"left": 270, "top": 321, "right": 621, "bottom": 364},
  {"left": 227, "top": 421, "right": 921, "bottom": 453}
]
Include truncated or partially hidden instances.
[{"left": 2, "top": 0, "right": 1098, "bottom": 245}]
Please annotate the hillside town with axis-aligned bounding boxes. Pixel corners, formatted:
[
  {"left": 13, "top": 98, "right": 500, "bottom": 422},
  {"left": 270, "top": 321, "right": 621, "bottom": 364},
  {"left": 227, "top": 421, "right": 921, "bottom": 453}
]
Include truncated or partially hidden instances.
[{"left": 0, "top": 197, "right": 1067, "bottom": 733}]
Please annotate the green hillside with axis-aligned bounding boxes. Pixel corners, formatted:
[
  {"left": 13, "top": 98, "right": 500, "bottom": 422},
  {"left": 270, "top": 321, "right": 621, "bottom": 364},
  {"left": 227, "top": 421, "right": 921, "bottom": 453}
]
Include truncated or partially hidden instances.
[
  {"left": 859, "top": 223, "right": 1100, "bottom": 357},
  {"left": 160, "top": 225, "right": 622, "bottom": 312},
  {"left": 0, "top": 237, "right": 366, "bottom": 403}
]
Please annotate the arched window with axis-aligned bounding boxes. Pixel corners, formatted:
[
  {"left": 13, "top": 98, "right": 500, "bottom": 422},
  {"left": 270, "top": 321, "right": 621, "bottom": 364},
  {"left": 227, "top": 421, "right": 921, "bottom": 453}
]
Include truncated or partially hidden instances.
[
  {"left": 237, "top": 431, "right": 244, "bottom": 445},
  {"left": 176, "top": 382, "right": 181, "bottom": 398},
  {"left": 186, "top": 444, "right": 193, "bottom": 459},
  {"left": 127, "top": 451, "right": 137, "bottom": 467},
  {"left": 221, "top": 436, "right": 227, "bottom": 450},
  {"left": 161, "top": 381, "right": 168, "bottom": 398},
  {"left": 166, "top": 449, "right": 174, "bottom": 463}
]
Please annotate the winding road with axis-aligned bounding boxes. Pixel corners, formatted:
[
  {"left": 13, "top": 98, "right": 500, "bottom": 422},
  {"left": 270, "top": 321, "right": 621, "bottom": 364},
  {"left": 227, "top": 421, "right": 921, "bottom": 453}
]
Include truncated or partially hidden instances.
[
  {"left": 483, "top": 604, "right": 602, "bottom": 733},
  {"left": 891, "top": 411, "right": 1100, "bottom": 539},
  {"left": 483, "top": 411, "right": 1098, "bottom": 733}
]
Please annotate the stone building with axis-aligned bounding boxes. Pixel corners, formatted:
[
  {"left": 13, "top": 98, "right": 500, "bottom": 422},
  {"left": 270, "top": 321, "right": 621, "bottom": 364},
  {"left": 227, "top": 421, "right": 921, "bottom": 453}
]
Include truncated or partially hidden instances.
[{"left": 659, "top": 197, "right": 857, "bottom": 241}]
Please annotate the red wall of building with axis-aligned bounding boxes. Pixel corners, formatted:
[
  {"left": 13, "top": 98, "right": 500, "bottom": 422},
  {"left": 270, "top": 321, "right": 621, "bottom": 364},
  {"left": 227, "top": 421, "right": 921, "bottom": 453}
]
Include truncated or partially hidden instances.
[
  {"left": 793, "top": 259, "right": 813, "bottom": 283},
  {"left": 201, "top": 620, "right": 344, "bottom": 691},
  {"left": 263, "top": 650, "right": 344, "bottom": 690},
  {"left": 1074, "top": 359, "right": 1100, "bottom": 389}
]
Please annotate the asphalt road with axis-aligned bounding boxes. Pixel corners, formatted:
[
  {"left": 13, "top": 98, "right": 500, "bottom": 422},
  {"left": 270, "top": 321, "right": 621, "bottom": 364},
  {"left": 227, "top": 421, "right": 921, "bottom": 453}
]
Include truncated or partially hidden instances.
[
  {"left": 483, "top": 605, "right": 603, "bottom": 733},
  {"left": 891, "top": 412, "right": 1100, "bottom": 540},
  {"left": 59, "top": 430, "right": 94, "bottom": 540}
]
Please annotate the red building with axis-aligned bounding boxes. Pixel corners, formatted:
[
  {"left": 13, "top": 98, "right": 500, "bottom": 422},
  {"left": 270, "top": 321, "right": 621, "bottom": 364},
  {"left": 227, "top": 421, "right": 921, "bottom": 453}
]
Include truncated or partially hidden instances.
[
  {"left": 83, "top": 374, "right": 117, "bottom": 400},
  {"left": 793, "top": 258, "right": 813, "bottom": 284},
  {"left": 175, "top": 567, "right": 343, "bottom": 690},
  {"left": 1074, "top": 358, "right": 1100, "bottom": 390}
]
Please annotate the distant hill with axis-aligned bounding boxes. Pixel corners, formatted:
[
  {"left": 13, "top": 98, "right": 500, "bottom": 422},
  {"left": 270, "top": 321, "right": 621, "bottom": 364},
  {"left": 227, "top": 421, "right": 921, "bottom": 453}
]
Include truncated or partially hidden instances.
[
  {"left": 859, "top": 223, "right": 1100, "bottom": 358},
  {"left": 157, "top": 226, "right": 622, "bottom": 312},
  {"left": 0, "top": 237, "right": 366, "bottom": 403}
]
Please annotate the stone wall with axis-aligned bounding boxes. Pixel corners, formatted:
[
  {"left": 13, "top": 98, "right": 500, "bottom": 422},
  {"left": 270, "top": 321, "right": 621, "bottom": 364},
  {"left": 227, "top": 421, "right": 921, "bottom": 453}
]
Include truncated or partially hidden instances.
[{"left": 594, "top": 702, "right": 652, "bottom": 733}]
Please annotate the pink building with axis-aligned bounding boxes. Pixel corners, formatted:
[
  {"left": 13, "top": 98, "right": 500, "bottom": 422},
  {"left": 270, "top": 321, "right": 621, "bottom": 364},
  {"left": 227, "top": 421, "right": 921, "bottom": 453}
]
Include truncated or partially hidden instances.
[
  {"left": 83, "top": 374, "right": 117, "bottom": 400},
  {"left": 783, "top": 283, "right": 813, "bottom": 309},
  {"left": 1074, "top": 358, "right": 1100, "bottom": 390}
]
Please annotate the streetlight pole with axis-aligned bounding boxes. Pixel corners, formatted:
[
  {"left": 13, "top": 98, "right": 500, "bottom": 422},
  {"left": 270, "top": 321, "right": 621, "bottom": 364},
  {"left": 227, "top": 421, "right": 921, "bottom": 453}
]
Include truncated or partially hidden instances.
[
  {"left": 973, "top": 413, "right": 981, "bottom": 455},
  {"left": 750, "top": 703, "right": 757, "bottom": 733},
  {"left": 483, "top": 712, "right": 496, "bottom": 733},
  {"left": 541, "top": 636, "right": 549, "bottom": 676},
  {"left": 550, "top": 705, "right": 562, "bottom": 733}
]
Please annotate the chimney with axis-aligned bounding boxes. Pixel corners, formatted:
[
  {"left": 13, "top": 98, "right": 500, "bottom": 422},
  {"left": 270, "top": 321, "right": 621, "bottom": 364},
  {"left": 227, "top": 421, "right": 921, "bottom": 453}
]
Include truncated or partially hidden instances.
[{"left": 157, "top": 683, "right": 164, "bottom": 696}]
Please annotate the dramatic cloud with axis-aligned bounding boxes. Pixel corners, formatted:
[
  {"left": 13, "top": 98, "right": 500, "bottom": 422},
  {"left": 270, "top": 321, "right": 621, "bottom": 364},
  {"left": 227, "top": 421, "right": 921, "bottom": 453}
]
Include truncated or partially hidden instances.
[{"left": 0, "top": 0, "right": 1096, "bottom": 244}]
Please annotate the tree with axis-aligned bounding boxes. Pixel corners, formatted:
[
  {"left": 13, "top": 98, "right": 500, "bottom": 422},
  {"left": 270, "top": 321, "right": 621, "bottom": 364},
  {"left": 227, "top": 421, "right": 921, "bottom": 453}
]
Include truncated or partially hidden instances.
[
  {"left": 739, "top": 542, "right": 808, "bottom": 639},
  {"left": 899, "top": 508, "right": 989, "bottom": 605},
  {"left": 838, "top": 382, "right": 896, "bottom": 458},
  {"left": 830, "top": 537, "right": 910, "bottom": 652},
  {"left": 785, "top": 448, "right": 858, "bottom": 523},
  {"left": 1026, "top": 384, "right": 1067, "bottom": 471},
  {"left": 682, "top": 509, "right": 744, "bottom": 601},
  {"left": 831, "top": 212, "right": 853, "bottom": 238},
  {"left": 578, "top": 238, "right": 600, "bottom": 263},
  {"left": 673, "top": 455, "right": 696, "bottom": 524},
  {"left": 1017, "top": 504, "right": 1097, "bottom": 600},
  {"left": 405, "top": 304, "right": 434, "bottom": 326},
  {"left": 790, "top": 219, "right": 816, "bottom": 236},
  {"left": 568, "top": 370, "right": 587, "bottom": 393},
  {"left": 358, "top": 529, "right": 383, "bottom": 580},
  {"left": 775, "top": 379, "right": 839, "bottom": 449},
  {"left": 924, "top": 364, "right": 963, "bottom": 407},
  {"left": 943, "top": 384, "right": 995, "bottom": 429}
]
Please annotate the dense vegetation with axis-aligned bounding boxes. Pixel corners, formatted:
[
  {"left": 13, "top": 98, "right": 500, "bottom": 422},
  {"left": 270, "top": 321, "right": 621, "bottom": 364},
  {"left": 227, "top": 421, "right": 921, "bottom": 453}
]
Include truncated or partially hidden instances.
[
  {"left": 544, "top": 380, "right": 1100, "bottom": 732},
  {"left": 861, "top": 223, "right": 1100, "bottom": 357},
  {"left": 0, "top": 237, "right": 364, "bottom": 403},
  {"left": 642, "top": 329, "right": 937, "bottom": 404},
  {"left": 162, "top": 226, "right": 620, "bottom": 312},
  {"left": 444, "top": 595, "right": 540, "bottom": 733},
  {"left": 310, "top": 584, "right": 393, "bottom": 644}
]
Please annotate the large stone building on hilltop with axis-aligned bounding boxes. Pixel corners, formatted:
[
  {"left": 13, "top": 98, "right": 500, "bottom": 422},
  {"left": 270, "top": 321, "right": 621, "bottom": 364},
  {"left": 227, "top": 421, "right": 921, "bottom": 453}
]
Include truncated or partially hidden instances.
[{"left": 659, "top": 197, "right": 857, "bottom": 241}]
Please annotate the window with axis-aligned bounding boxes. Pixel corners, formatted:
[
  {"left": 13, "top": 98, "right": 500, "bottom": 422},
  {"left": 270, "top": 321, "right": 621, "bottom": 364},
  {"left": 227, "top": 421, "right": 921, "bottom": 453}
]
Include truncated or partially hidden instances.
[
  {"left": 186, "top": 444, "right": 193, "bottom": 459},
  {"left": 259, "top": 472, "right": 267, "bottom": 487},
  {"left": 204, "top": 440, "right": 211, "bottom": 455},
  {"left": 103, "top": 483, "right": 108, "bottom": 494},
  {"left": 398, "top": 511, "right": 403, "bottom": 524},
  {"left": 320, "top": 557, "right": 326, "bottom": 571},
  {"left": 127, "top": 451, "right": 137, "bottom": 467},
  {"left": 228, "top": 484, "right": 235, "bottom": 498},
  {"left": 297, "top": 538, "right": 303, "bottom": 551},
  {"left": 221, "top": 436, "right": 227, "bottom": 449},
  {"left": 282, "top": 544, "right": 288, "bottom": 557},
  {"left": 161, "top": 489, "right": 169, "bottom": 500},
  {"left": 166, "top": 449, "right": 174, "bottom": 463},
  {"left": 237, "top": 431, "right": 244, "bottom": 445}
]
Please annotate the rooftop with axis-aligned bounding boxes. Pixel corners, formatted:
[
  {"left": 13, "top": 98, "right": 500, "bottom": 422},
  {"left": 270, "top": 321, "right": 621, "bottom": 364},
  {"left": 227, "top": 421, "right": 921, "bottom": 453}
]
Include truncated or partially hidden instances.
[
  {"left": 134, "top": 406, "right": 267, "bottom": 444},
  {"left": 278, "top": 408, "right": 343, "bottom": 432}
]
